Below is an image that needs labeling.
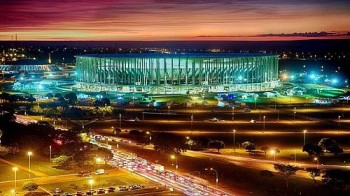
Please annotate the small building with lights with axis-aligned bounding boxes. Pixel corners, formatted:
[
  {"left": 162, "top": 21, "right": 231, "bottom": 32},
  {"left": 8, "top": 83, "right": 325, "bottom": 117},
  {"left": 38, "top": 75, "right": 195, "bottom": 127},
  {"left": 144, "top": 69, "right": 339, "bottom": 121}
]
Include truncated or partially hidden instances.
[{"left": 75, "top": 53, "right": 279, "bottom": 94}]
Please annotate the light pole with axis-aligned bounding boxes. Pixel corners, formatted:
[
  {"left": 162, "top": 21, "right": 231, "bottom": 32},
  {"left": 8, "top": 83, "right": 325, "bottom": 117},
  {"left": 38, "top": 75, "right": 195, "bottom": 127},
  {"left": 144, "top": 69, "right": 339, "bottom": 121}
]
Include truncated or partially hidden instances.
[
  {"left": 28, "top": 151, "right": 32, "bottom": 179},
  {"left": 231, "top": 107, "right": 235, "bottom": 121},
  {"left": 119, "top": 113, "right": 121, "bottom": 129},
  {"left": 146, "top": 131, "right": 152, "bottom": 144},
  {"left": 293, "top": 107, "right": 296, "bottom": 120},
  {"left": 338, "top": 115, "right": 341, "bottom": 132},
  {"left": 168, "top": 105, "right": 171, "bottom": 114},
  {"left": 254, "top": 97, "right": 257, "bottom": 108},
  {"left": 191, "top": 113, "right": 194, "bottom": 134},
  {"left": 170, "top": 155, "right": 178, "bottom": 170},
  {"left": 232, "top": 129, "right": 236, "bottom": 152},
  {"left": 205, "top": 168, "right": 218, "bottom": 188},
  {"left": 303, "top": 130, "right": 307, "bottom": 145},
  {"left": 314, "top": 157, "right": 319, "bottom": 169},
  {"left": 263, "top": 115, "right": 266, "bottom": 133},
  {"left": 89, "top": 179, "right": 94, "bottom": 190},
  {"left": 49, "top": 145, "right": 52, "bottom": 163},
  {"left": 12, "top": 167, "right": 18, "bottom": 194}
]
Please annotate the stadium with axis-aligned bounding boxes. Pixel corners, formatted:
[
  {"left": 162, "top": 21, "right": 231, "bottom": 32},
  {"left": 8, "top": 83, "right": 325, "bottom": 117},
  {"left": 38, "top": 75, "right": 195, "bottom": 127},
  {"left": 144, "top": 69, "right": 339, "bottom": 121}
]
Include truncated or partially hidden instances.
[{"left": 75, "top": 53, "right": 279, "bottom": 94}]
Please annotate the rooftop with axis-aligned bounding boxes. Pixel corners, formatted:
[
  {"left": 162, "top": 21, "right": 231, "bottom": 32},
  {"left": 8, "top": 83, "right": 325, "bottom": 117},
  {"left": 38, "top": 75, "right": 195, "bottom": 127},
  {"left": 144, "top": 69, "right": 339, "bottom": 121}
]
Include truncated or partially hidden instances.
[{"left": 76, "top": 53, "right": 277, "bottom": 58}]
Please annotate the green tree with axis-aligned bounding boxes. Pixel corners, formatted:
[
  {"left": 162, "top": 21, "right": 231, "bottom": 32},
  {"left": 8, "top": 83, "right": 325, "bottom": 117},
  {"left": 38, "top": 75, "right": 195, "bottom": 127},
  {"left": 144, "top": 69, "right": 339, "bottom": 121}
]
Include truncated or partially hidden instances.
[
  {"left": 30, "top": 105, "right": 42, "bottom": 114},
  {"left": 306, "top": 168, "right": 321, "bottom": 184},
  {"left": 242, "top": 141, "right": 255, "bottom": 153},
  {"left": 208, "top": 140, "right": 225, "bottom": 153},
  {"left": 22, "top": 182, "right": 39, "bottom": 194},
  {"left": 261, "top": 146, "right": 270, "bottom": 155},
  {"left": 52, "top": 155, "right": 73, "bottom": 168},
  {"left": 274, "top": 164, "right": 299, "bottom": 188},
  {"left": 303, "top": 143, "right": 323, "bottom": 156}
]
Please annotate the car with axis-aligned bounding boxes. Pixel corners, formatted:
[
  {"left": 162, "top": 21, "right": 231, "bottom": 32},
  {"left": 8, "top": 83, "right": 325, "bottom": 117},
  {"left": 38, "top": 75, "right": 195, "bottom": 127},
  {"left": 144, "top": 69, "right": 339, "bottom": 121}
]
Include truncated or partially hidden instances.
[
  {"left": 244, "top": 108, "right": 251, "bottom": 112},
  {"left": 55, "top": 188, "right": 62, "bottom": 193},
  {"left": 250, "top": 119, "right": 256, "bottom": 123},
  {"left": 78, "top": 170, "right": 91, "bottom": 177},
  {"left": 86, "top": 191, "right": 93, "bottom": 195},
  {"left": 97, "top": 188, "right": 106, "bottom": 194},
  {"left": 129, "top": 185, "right": 141, "bottom": 190},
  {"left": 107, "top": 187, "right": 116, "bottom": 192},
  {"left": 95, "top": 169, "right": 105, "bottom": 175},
  {"left": 117, "top": 186, "right": 129, "bottom": 191},
  {"left": 208, "top": 117, "right": 219, "bottom": 122}
]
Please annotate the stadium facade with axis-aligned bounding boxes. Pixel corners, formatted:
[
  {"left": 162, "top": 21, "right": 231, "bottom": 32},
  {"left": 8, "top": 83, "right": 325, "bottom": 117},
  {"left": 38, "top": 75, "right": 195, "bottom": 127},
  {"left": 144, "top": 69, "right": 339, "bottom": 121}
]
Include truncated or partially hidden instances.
[{"left": 75, "top": 53, "right": 279, "bottom": 94}]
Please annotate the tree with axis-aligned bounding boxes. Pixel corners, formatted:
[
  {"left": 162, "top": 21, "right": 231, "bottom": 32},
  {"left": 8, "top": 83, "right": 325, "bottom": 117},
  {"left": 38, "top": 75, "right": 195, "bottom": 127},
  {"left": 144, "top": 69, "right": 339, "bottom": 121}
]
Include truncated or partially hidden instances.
[
  {"left": 30, "top": 105, "right": 42, "bottom": 114},
  {"left": 318, "top": 138, "right": 343, "bottom": 155},
  {"left": 208, "top": 140, "right": 225, "bottom": 153},
  {"left": 64, "top": 93, "right": 78, "bottom": 104},
  {"left": 52, "top": 155, "right": 73, "bottom": 168},
  {"left": 306, "top": 168, "right": 321, "bottom": 184},
  {"left": 128, "top": 130, "right": 147, "bottom": 144},
  {"left": 22, "top": 182, "right": 39, "bottom": 194},
  {"left": 303, "top": 143, "right": 323, "bottom": 156},
  {"left": 153, "top": 132, "right": 188, "bottom": 154},
  {"left": 274, "top": 164, "right": 299, "bottom": 188},
  {"left": 322, "top": 170, "right": 350, "bottom": 190},
  {"left": 46, "top": 93, "right": 54, "bottom": 98},
  {"left": 261, "top": 146, "right": 270, "bottom": 155},
  {"left": 242, "top": 141, "right": 255, "bottom": 153}
]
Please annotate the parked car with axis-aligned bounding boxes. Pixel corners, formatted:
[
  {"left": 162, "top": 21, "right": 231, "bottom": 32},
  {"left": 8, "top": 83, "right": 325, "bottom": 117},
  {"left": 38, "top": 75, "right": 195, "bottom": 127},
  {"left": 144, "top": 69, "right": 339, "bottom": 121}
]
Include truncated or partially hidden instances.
[
  {"left": 117, "top": 186, "right": 129, "bottom": 191},
  {"left": 97, "top": 188, "right": 106, "bottom": 194},
  {"left": 54, "top": 188, "right": 62, "bottom": 193},
  {"left": 107, "top": 187, "right": 116, "bottom": 192},
  {"left": 95, "top": 169, "right": 106, "bottom": 175}
]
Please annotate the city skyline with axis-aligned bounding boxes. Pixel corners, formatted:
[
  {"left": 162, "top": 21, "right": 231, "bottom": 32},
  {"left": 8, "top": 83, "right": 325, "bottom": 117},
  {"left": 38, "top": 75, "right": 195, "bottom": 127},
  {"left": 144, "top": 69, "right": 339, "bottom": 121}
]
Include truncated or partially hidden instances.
[{"left": 1, "top": 0, "right": 350, "bottom": 41}]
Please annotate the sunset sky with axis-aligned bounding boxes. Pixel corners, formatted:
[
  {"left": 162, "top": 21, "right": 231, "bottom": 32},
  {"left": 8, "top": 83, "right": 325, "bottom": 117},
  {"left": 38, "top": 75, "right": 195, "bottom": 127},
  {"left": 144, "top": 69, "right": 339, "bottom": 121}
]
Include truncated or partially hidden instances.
[{"left": 0, "top": 0, "right": 350, "bottom": 41}]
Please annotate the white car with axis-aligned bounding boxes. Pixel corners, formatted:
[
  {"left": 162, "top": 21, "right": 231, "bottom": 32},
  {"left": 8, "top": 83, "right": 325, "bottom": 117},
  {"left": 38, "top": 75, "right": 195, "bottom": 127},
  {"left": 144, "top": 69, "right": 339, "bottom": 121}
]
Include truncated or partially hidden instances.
[{"left": 95, "top": 169, "right": 106, "bottom": 175}]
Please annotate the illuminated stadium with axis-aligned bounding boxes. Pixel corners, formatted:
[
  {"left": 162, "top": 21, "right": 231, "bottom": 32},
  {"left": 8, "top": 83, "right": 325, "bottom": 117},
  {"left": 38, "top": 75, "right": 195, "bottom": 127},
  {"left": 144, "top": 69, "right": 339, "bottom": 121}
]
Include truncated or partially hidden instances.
[{"left": 75, "top": 53, "right": 279, "bottom": 94}]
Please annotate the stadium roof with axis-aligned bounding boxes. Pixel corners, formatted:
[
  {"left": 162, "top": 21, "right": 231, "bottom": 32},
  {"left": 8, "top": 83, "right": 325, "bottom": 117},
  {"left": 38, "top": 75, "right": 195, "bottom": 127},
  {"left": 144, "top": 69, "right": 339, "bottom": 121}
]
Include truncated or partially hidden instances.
[{"left": 76, "top": 53, "right": 277, "bottom": 58}]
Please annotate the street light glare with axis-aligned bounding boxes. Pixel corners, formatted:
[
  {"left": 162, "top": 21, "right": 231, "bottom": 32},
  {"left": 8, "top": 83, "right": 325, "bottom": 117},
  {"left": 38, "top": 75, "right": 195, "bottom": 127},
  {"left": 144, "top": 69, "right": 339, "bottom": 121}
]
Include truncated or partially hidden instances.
[
  {"left": 170, "top": 155, "right": 176, "bottom": 159},
  {"left": 12, "top": 167, "right": 18, "bottom": 171},
  {"left": 89, "top": 179, "right": 94, "bottom": 184},
  {"left": 303, "top": 130, "right": 307, "bottom": 133},
  {"left": 95, "top": 157, "right": 102, "bottom": 162},
  {"left": 233, "top": 129, "right": 236, "bottom": 133},
  {"left": 27, "top": 151, "right": 33, "bottom": 156}
]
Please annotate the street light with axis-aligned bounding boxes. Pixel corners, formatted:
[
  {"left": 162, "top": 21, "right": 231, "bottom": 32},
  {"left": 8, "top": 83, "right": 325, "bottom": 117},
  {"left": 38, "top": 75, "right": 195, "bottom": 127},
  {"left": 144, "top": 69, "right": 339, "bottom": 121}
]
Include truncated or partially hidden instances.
[
  {"left": 190, "top": 113, "right": 194, "bottom": 134},
  {"left": 170, "top": 155, "right": 178, "bottom": 170},
  {"left": 338, "top": 115, "right": 341, "bottom": 132},
  {"left": 303, "top": 130, "right": 307, "bottom": 145},
  {"left": 254, "top": 97, "right": 257, "bottom": 108},
  {"left": 205, "top": 168, "right": 218, "bottom": 188},
  {"left": 88, "top": 179, "right": 94, "bottom": 190},
  {"left": 263, "top": 116, "right": 266, "bottom": 133},
  {"left": 270, "top": 149, "right": 276, "bottom": 161},
  {"left": 168, "top": 105, "right": 171, "bottom": 114},
  {"left": 119, "top": 113, "right": 122, "bottom": 129},
  {"left": 49, "top": 145, "right": 52, "bottom": 163},
  {"left": 12, "top": 167, "right": 18, "bottom": 194},
  {"left": 27, "top": 151, "right": 32, "bottom": 179},
  {"left": 146, "top": 131, "right": 152, "bottom": 144},
  {"left": 314, "top": 157, "right": 319, "bottom": 169},
  {"left": 231, "top": 107, "right": 235, "bottom": 121},
  {"left": 232, "top": 129, "right": 236, "bottom": 151}
]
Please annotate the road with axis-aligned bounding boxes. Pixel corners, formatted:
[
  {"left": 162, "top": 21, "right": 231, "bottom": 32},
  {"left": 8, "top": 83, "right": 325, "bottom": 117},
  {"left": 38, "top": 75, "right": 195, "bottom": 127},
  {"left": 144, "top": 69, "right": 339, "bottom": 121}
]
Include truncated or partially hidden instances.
[{"left": 92, "top": 138, "right": 235, "bottom": 196}]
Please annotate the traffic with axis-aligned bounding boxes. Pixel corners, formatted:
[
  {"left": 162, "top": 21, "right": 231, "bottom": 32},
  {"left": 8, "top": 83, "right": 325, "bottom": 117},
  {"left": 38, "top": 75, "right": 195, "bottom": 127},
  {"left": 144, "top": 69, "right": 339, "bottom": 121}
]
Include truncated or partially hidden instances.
[{"left": 91, "top": 135, "right": 233, "bottom": 196}]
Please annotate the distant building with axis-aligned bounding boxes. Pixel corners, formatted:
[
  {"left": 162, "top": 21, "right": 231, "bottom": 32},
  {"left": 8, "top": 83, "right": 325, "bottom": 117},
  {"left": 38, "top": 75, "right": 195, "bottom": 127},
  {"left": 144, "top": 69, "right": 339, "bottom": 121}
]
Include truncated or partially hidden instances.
[
  {"left": 75, "top": 53, "right": 279, "bottom": 94},
  {"left": 0, "top": 59, "right": 59, "bottom": 75}
]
